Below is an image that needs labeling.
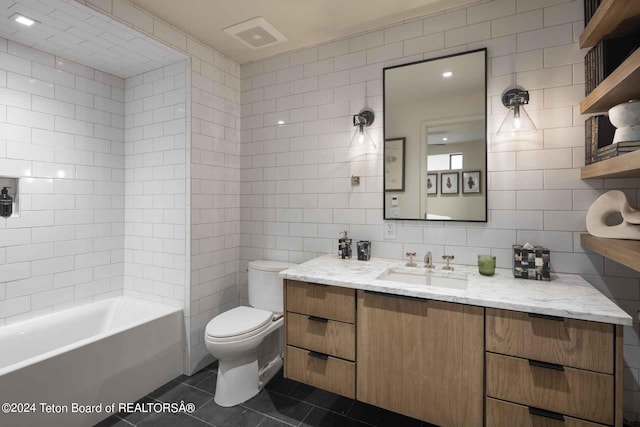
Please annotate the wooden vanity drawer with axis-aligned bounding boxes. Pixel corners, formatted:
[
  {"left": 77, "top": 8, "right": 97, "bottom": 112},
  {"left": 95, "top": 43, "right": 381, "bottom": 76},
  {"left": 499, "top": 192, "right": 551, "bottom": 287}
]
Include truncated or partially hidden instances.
[
  {"left": 486, "top": 308, "right": 614, "bottom": 374},
  {"left": 286, "top": 280, "right": 355, "bottom": 323},
  {"left": 286, "top": 345, "right": 355, "bottom": 398},
  {"left": 286, "top": 312, "right": 355, "bottom": 361},
  {"left": 487, "top": 397, "right": 608, "bottom": 427},
  {"left": 486, "top": 353, "right": 613, "bottom": 425}
]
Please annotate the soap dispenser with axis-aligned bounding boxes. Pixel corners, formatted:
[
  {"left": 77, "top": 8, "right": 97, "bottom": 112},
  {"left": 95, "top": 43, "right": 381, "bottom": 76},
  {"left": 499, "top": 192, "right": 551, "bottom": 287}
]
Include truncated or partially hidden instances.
[
  {"left": 338, "top": 230, "right": 352, "bottom": 259},
  {"left": 0, "top": 187, "right": 12, "bottom": 218}
]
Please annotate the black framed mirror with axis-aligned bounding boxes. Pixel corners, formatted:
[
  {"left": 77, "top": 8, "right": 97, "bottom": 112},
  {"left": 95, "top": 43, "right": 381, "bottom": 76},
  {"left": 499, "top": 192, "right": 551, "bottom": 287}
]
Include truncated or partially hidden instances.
[{"left": 383, "top": 48, "right": 487, "bottom": 221}]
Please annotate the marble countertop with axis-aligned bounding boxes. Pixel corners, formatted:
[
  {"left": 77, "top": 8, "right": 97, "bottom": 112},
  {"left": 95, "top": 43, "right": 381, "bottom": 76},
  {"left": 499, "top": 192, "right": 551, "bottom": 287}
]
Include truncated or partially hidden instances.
[{"left": 280, "top": 254, "right": 632, "bottom": 325}]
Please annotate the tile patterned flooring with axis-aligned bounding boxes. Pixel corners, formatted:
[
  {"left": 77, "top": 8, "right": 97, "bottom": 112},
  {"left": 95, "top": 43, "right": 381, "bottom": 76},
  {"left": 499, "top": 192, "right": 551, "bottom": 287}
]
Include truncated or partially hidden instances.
[{"left": 96, "top": 362, "right": 436, "bottom": 427}]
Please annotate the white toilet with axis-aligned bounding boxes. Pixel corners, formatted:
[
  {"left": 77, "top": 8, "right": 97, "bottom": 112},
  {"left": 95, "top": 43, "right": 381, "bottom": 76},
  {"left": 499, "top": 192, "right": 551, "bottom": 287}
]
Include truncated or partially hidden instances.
[{"left": 204, "top": 260, "right": 296, "bottom": 407}]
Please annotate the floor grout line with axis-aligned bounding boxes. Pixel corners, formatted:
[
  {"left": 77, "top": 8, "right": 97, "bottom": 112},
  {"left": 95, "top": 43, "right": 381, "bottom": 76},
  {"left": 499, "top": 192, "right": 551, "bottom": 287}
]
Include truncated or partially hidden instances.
[{"left": 101, "top": 367, "right": 425, "bottom": 427}]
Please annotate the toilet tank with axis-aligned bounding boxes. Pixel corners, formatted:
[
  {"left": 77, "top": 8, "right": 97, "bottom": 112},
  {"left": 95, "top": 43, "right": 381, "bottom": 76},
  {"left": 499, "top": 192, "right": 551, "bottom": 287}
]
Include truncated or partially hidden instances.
[{"left": 248, "top": 260, "right": 297, "bottom": 313}]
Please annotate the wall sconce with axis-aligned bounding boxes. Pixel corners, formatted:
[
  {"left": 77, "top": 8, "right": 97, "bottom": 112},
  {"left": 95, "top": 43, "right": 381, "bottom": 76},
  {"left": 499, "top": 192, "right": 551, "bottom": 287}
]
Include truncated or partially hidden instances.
[
  {"left": 351, "top": 108, "right": 376, "bottom": 148},
  {"left": 496, "top": 87, "right": 536, "bottom": 135}
]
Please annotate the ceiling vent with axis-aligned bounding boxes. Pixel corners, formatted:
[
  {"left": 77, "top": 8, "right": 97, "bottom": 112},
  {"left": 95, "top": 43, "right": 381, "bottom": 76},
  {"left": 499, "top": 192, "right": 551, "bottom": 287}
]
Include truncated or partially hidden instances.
[{"left": 224, "top": 17, "right": 287, "bottom": 49}]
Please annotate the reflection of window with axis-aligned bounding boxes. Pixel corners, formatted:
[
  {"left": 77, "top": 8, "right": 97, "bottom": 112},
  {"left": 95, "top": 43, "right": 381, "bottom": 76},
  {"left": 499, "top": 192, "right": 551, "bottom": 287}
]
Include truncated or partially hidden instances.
[
  {"left": 450, "top": 153, "right": 463, "bottom": 169},
  {"left": 427, "top": 153, "right": 463, "bottom": 170}
]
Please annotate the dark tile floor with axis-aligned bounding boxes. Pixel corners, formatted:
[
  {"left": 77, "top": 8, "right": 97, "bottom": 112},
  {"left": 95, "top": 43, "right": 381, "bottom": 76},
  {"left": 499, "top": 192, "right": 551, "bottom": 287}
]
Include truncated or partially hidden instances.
[{"left": 95, "top": 362, "right": 436, "bottom": 427}]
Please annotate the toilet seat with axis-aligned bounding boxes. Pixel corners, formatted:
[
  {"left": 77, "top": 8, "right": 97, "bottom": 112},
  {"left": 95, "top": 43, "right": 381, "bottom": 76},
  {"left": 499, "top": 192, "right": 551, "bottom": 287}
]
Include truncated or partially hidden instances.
[{"left": 206, "top": 306, "right": 274, "bottom": 343}]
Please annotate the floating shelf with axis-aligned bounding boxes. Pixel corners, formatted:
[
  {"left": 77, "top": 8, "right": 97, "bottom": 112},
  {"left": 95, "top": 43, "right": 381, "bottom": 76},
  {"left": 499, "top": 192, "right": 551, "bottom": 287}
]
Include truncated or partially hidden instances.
[
  {"left": 579, "top": 0, "right": 640, "bottom": 48},
  {"left": 581, "top": 234, "right": 640, "bottom": 273},
  {"left": 580, "top": 48, "right": 640, "bottom": 114},
  {"left": 581, "top": 150, "right": 640, "bottom": 179}
]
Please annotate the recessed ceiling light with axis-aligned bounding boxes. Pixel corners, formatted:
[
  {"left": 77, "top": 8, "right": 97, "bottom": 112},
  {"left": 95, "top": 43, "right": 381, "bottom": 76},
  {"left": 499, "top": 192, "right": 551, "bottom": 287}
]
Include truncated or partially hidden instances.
[
  {"left": 442, "top": 137, "right": 448, "bottom": 141},
  {"left": 277, "top": 120, "right": 285, "bottom": 125},
  {"left": 11, "top": 13, "right": 38, "bottom": 27},
  {"left": 442, "top": 71, "right": 453, "bottom": 78}
]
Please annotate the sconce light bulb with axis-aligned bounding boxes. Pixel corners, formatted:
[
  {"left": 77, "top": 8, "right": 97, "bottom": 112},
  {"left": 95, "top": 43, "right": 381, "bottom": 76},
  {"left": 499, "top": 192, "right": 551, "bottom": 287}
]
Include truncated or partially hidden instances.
[
  {"left": 358, "top": 132, "right": 365, "bottom": 144},
  {"left": 513, "top": 117, "right": 522, "bottom": 129}
]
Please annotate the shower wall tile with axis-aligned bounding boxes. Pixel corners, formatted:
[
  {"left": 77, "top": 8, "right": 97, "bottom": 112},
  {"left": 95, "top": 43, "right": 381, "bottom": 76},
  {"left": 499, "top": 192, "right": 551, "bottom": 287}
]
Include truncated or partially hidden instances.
[
  {"left": 123, "top": 60, "right": 188, "bottom": 308},
  {"left": 0, "top": 38, "right": 125, "bottom": 324}
]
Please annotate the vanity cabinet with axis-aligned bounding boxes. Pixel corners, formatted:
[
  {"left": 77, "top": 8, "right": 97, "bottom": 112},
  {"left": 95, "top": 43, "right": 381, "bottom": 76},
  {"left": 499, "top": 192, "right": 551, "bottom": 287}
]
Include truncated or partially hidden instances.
[
  {"left": 283, "top": 280, "right": 624, "bottom": 427},
  {"left": 356, "top": 290, "right": 484, "bottom": 427},
  {"left": 485, "top": 308, "right": 623, "bottom": 427},
  {"left": 283, "top": 280, "right": 356, "bottom": 398}
]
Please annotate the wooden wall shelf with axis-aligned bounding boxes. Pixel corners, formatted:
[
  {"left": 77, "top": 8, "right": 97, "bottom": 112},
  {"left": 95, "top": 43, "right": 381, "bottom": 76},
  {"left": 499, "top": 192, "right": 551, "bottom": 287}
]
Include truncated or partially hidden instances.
[
  {"left": 579, "top": 0, "right": 640, "bottom": 48},
  {"left": 580, "top": 48, "right": 640, "bottom": 114},
  {"left": 581, "top": 234, "right": 640, "bottom": 272},
  {"left": 581, "top": 150, "right": 640, "bottom": 179}
]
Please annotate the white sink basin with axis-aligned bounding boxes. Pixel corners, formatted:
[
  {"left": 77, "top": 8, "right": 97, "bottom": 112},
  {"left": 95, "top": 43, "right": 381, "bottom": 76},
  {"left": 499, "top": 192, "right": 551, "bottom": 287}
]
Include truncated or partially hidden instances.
[{"left": 377, "top": 268, "right": 468, "bottom": 290}]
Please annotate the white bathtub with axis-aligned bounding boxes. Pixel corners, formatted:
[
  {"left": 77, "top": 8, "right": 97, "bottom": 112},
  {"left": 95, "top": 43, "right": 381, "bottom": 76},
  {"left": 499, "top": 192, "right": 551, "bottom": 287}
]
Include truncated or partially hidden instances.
[{"left": 0, "top": 297, "right": 184, "bottom": 427}]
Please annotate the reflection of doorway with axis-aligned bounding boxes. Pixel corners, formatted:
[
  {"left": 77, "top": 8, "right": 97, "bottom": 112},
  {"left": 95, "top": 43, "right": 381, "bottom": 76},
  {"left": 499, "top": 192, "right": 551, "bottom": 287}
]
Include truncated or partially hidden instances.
[{"left": 420, "top": 116, "right": 484, "bottom": 219}]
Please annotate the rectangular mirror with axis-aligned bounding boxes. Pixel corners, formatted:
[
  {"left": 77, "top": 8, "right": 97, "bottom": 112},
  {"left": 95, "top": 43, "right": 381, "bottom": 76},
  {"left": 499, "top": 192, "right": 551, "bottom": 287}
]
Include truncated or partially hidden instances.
[{"left": 384, "top": 49, "right": 487, "bottom": 221}]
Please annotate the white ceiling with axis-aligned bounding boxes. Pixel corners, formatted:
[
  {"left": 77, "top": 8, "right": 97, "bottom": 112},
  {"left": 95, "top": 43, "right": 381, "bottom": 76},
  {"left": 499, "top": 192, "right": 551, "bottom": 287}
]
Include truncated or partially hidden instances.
[
  {"left": 0, "top": 0, "right": 185, "bottom": 77},
  {"left": 386, "top": 50, "right": 485, "bottom": 105},
  {"left": 427, "top": 120, "right": 484, "bottom": 145},
  {"left": 128, "top": 0, "right": 478, "bottom": 64}
]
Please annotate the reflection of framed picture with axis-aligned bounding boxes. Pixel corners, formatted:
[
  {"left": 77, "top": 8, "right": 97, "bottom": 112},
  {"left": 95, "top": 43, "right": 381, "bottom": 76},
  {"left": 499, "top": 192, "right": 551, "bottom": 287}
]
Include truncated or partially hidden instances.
[
  {"left": 441, "top": 172, "right": 459, "bottom": 194},
  {"left": 462, "top": 171, "right": 481, "bottom": 194},
  {"left": 426, "top": 173, "right": 437, "bottom": 195},
  {"left": 384, "top": 137, "right": 405, "bottom": 192}
]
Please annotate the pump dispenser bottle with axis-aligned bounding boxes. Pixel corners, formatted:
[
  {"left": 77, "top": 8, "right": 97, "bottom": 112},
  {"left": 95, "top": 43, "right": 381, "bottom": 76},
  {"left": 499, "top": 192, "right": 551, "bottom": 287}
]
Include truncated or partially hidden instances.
[{"left": 0, "top": 187, "right": 13, "bottom": 218}]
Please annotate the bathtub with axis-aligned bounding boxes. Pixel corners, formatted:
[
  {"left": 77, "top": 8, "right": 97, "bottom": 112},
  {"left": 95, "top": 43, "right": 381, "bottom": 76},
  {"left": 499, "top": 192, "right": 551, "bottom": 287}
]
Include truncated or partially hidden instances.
[{"left": 0, "top": 297, "right": 184, "bottom": 427}]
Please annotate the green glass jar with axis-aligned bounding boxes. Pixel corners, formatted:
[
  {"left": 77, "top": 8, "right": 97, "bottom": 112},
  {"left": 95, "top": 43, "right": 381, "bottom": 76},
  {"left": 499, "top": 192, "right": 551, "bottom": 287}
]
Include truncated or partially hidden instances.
[{"left": 478, "top": 255, "right": 496, "bottom": 276}]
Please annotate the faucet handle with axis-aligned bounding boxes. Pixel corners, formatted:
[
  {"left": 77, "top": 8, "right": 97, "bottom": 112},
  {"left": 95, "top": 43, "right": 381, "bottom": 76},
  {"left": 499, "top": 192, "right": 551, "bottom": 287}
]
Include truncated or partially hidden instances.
[
  {"left": 405, "top": 252, "right": 417, "bottom": 267},
  {"left": 442, "top": 255, "right": 454, "bottom": 270}
]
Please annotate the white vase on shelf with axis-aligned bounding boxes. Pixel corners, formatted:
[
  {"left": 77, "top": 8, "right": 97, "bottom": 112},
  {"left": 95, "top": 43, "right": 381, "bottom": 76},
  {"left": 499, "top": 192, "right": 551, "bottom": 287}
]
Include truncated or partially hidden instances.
[
  {"left": 609, "top": 100, "right": 640, "bottom": 143},
  {"left": 586, "top": 190, "right": 640, "bottom": 240}
]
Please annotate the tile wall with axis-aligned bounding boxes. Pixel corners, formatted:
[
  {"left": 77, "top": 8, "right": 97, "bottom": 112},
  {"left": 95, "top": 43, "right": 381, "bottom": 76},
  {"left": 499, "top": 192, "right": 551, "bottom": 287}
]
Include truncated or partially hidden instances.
[
  {"left": 187, "top": 53, "right": 242, "bottom": 371},
  {"left": 123, "top": 60, "right": 188, "bottom": 308},
  {"left": 239, "top": 0, "right": 640, "bottom": 419},
  {"left": 75, "top": 0, "right": 243, "bottom": 373},
  {"left": 0, "top": 36, "right": 126, "bottom": 325}
]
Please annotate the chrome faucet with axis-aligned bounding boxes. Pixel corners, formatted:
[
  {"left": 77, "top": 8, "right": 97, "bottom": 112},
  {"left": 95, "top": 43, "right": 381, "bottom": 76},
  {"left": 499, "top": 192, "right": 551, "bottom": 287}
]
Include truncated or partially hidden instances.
[
  {"left": 442, "top": 255, "right": 455, "bottom": 271},
  {"left": 424, "top": 251, "right": 434, "bottom": 269},
  {"left": 405, "top": 252, "right": 417, "bottom": 267}
]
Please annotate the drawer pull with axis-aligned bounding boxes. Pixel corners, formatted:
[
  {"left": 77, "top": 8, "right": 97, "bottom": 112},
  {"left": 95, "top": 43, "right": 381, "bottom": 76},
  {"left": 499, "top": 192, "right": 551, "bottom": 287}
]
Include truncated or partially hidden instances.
[
  {"left": 529, "top": 406, "right": 565, "bottom": 422},
  {"left": 528, "top": 359, "right": 564, "bottom": 371},
  {"left": 307, "top": 315, "right": 329, "bottom": 323},
  {"left": 308, "top": 351, "right": 329, "bottom": 360},
  {"left": 364, "top": 290, "right": 424, "bottom": 302},
  {"left": 307, "top": 282, "right": 328, "bottom": 287},
  {"left": 528, "top": 312, "right": 564, "bottom": 322}
]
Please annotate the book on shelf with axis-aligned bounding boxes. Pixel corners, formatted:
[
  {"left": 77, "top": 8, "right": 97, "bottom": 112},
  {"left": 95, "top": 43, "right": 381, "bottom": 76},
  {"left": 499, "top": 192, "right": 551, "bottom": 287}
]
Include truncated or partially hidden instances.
[
  {"left": 584, "top": 35, "right": 640, "bottom": 96},
  {"left": 596, "top": 141, "right": 640, "bottom": 161},
  {"left": 585, "top": 115, "right": 616, "bottom": 164},
  {"left": 583, "top": 0, "right": 601, "bottom": 27}
]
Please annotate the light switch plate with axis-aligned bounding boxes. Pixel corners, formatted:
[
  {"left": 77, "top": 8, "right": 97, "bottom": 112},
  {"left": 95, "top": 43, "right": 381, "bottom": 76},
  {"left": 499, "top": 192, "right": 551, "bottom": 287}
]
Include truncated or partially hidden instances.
[{"left": 384, "top": 222, "right": 396, "bottom": 240}]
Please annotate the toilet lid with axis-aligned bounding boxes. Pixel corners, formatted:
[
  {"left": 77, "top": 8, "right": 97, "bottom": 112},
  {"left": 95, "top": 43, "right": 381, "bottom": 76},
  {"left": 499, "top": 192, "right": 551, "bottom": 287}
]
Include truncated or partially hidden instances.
[{"left": 206, "top": 306, "right": 273, "bottom": 338}]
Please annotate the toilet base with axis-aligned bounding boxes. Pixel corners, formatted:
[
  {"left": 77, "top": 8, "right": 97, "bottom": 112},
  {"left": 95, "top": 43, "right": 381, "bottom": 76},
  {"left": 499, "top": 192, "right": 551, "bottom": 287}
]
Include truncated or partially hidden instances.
[{"left": 214, "top": 352, "right": 282, "bottom": 407}]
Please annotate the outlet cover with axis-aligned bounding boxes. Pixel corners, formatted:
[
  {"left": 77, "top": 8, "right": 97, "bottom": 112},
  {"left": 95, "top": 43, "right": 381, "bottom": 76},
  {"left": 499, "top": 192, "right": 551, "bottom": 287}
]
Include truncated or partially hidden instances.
[{"left": 384, "top": 222, "right": 397, "bottom": 240}]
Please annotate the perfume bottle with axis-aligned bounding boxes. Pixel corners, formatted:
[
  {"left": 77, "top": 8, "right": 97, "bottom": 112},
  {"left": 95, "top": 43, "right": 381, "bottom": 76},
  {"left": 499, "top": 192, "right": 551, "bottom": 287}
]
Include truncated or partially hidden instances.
[{"left": 0, "top": 187, "right": 13, "bottom": 218}]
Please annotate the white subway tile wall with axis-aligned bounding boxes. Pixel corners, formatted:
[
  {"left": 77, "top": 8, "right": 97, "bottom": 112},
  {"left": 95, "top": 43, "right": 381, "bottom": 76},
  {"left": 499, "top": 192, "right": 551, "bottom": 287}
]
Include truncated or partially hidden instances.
[
  {"left": 239, "top": 0, "right": 640, "bottom": 419},
  {"left": 78, "top": 0, "right": 242, "bottom": 374},
  {"left": 188, "top": 51, "right": 241, "bottom": 371},
  {"left": 0, "top": 37, "right": 125, "bottom": 325},
  {"left": 122, "top": 60, "right": 188, "bottom": 308},
  {"left": 0, "top": 0, "right": 242, "bottom": 378}
]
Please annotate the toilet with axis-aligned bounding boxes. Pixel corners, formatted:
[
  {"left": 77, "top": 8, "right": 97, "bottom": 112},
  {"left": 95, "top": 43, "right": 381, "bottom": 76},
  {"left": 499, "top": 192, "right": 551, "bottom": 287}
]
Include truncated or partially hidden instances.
[{"left": 204, "top": 260, "right": 296, "bottom": 407}]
